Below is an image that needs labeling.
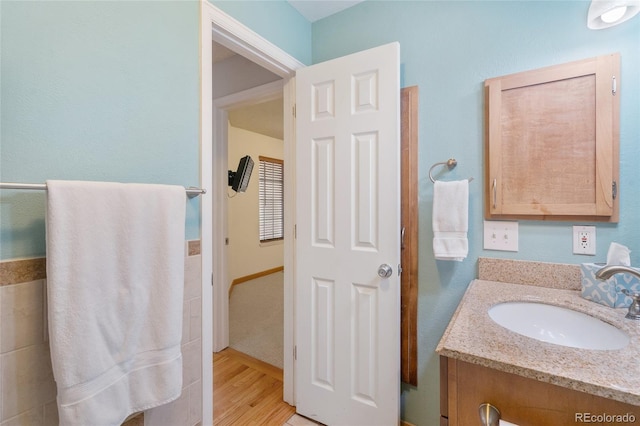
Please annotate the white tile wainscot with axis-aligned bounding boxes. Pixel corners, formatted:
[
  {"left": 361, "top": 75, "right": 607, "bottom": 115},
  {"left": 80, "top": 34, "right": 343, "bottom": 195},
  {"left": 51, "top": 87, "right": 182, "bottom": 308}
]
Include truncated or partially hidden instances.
[{"left": 0, "top": 240, "right": 202, "bottom": 426}]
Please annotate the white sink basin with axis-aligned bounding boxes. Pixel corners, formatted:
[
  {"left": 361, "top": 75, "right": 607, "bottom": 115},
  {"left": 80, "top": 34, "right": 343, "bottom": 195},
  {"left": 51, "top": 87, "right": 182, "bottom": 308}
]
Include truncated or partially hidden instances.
[{"left": 488, "top": 302, "right": 629, "bottom": 350}]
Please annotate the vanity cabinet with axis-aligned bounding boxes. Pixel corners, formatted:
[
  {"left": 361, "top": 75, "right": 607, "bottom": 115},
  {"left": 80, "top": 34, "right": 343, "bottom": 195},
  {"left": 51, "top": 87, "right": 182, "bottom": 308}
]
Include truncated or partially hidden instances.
[
  {"left": 484, "top": 53, "right": 620, "bottom": 222},
  {"left": 440, "top": 356, "right": 639, "bottom": 426}
]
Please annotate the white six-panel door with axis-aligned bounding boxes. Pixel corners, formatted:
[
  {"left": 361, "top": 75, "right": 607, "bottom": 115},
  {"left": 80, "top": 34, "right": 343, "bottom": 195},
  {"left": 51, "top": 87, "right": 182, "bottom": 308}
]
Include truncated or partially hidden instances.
[{"left": 295, "top": 42, "right": 401, "bottom": 426}]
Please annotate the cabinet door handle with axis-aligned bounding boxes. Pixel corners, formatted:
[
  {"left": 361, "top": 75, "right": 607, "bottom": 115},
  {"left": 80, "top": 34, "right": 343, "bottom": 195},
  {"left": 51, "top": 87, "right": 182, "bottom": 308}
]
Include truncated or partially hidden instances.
[{"left": 492, "top": 178, "right": 497, "bottom": 210}]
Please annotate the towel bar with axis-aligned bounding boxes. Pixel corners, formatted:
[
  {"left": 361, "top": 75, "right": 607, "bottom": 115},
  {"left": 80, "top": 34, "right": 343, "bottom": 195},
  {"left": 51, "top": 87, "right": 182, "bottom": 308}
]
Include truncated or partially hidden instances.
[
  {"left": 0, "top": 182, "right": 206, "bottom": 198},
  {"left": 428, "top": 158, "right": 474, "bottom": 183}
]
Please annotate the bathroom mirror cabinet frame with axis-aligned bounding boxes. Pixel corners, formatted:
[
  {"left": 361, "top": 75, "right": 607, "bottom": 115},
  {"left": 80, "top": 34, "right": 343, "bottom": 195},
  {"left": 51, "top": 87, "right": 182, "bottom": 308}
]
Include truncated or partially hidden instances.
[{"left": 484, "top": 53, "right": 620, "bottom": 222}]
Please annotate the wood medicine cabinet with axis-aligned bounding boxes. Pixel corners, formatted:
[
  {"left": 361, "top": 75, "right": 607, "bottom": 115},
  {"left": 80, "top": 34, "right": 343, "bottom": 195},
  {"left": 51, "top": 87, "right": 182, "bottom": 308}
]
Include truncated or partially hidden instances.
[{"left": 484, "top": 53, "right": 620, "bottom": 222}]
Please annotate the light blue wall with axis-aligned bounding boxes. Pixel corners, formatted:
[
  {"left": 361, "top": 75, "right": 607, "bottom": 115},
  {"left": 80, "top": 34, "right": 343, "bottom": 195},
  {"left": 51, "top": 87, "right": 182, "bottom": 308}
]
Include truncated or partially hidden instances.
[
  {"left": 0, "top": 0, "right": 311, "bottom": 261},
  {"left": 0, "top": 1, "right": 201, "bottom": 260},
  {"left": 210, "top": 0, "right": 312, "bottom": 65},
  {"left": 313, "top": 2, "right": 640, "bottom": 425}
]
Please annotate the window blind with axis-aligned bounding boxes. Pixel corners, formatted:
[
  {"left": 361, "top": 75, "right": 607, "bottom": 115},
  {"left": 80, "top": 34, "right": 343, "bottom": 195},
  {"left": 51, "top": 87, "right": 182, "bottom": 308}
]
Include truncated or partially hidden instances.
[{"left": 259, "top": 156, "right": 284, "bottom": 242}]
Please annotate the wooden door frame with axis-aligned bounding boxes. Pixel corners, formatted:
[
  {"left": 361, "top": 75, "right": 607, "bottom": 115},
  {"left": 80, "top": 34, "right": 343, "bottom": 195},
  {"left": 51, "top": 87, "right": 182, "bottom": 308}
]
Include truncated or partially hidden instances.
[{"left": 401, "top": 86, "right": 419, "bottom": 386}]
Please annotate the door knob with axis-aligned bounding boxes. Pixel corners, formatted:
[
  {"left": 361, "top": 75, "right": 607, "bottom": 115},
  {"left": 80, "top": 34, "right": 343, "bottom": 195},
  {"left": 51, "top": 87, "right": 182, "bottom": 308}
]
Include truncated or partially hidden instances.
[{"left": 378, "top": 264, "right": 393, "bottom": 278}]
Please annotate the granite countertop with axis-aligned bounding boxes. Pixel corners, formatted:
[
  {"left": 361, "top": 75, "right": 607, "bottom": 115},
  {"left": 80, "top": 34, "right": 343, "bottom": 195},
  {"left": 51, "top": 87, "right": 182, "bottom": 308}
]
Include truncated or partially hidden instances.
[{"left": 436, "top": 279, "right": 640, "bottom": 406}]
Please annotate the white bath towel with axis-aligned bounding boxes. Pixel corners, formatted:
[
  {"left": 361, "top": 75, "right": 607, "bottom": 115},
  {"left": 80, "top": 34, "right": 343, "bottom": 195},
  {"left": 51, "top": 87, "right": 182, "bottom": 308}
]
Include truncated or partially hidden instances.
[
  {"left": 45, "top": 180, "right": 186, "bottom": 426},
  {"left": 432, "top": 180, "right": 469, "bottom": 261}
]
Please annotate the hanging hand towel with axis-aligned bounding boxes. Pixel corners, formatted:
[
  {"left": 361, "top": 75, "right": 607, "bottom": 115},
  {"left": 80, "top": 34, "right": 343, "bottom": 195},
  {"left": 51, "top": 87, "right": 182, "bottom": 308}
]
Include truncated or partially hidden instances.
[
  {"left": 432, "top": 180, "right": 469, "bottom": 261},
  {"left": 46, "top": 180, "right": 186, "bottom": 426}
]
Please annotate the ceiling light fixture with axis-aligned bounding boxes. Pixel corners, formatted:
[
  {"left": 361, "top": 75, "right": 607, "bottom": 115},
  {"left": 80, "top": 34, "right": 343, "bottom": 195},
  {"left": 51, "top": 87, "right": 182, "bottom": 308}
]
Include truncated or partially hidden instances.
[{"left": 587, "top": 0, "right": 640, "bottom": 29}]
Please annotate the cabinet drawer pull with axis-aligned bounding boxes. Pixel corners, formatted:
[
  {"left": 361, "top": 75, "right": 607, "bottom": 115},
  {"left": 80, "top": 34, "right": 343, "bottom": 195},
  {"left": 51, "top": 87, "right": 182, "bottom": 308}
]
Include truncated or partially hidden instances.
[{"left": 479, "top": 402, "right": 500, "bottom": 426}]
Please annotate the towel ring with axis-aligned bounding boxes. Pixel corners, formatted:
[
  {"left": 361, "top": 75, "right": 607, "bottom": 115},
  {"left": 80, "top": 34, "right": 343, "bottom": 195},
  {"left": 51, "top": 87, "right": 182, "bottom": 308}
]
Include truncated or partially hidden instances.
[{"left": 429, "top": 158, "right": 474, "bottom": 183}]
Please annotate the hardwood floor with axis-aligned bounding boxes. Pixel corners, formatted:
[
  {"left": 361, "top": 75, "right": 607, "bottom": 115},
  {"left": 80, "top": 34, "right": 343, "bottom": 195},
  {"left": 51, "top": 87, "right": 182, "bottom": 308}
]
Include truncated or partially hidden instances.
[
  {"left": 214, "top": 349, "right": 409, "bottom": 426},
  {"left": 214, "top": 348, "right": 296, "bottom": 425}
]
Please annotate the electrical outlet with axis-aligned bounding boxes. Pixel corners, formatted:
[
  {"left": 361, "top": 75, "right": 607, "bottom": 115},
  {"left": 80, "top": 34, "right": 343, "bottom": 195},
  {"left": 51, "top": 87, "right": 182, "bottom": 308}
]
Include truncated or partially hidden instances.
[
  {"left": 573, "top": 226, "right": 596, "bottom": 255},
  {"left": 484, "top": 220, "right": 518, "bottom": 251}
]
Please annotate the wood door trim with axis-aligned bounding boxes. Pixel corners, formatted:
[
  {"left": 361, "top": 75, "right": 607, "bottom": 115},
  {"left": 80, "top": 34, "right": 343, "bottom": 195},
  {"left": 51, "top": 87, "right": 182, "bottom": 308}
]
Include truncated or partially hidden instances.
[{"left": 401, "top": 86, "right": 419, "bottom": 386}]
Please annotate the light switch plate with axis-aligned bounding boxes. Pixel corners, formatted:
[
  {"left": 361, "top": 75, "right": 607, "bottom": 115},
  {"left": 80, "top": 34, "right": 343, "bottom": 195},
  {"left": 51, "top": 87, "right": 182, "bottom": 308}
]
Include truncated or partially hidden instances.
[
  {"left": 573, "top": 225, "right": 596, "bottom": 255},
  {"left": 484, "top": 220, "right": 518, "bottom": 252}
]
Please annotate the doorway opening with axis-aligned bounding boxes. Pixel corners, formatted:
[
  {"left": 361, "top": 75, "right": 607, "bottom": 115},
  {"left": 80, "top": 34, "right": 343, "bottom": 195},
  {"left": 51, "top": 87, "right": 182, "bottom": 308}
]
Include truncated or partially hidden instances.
[
  {"left": 200, "top": 4, "right": 304, "bottom": 423},
  {"left": 223, "top": 63, "right": 286, "bottom": 368},
  {"left": 211, "top": 39, "right": 285, "bottom": 350},
  {"left": 210, "top": 37, "right": 294, "bottom": 423}
]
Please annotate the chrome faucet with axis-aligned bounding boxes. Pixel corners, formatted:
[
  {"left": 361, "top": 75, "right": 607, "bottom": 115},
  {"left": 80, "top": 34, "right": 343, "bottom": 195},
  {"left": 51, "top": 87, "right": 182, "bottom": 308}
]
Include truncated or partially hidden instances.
[{"left": 596, "top": 265, "right": 640, "bottom": 320}]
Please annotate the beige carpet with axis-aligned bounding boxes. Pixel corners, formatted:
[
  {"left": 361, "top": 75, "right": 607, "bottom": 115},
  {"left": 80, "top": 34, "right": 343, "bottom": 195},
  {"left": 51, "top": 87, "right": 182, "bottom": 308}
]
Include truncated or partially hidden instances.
[{"left": 229, "top": 271, "right": 284, "bottom": 368}]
